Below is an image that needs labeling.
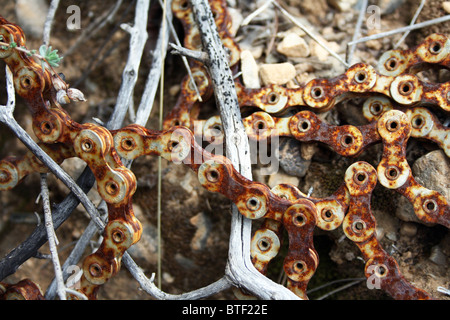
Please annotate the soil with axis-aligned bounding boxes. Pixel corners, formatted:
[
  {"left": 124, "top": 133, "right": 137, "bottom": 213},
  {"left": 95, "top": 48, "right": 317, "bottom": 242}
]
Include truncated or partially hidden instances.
[{"left": 0, "top": 0, "right": 448, "bottom": 300}]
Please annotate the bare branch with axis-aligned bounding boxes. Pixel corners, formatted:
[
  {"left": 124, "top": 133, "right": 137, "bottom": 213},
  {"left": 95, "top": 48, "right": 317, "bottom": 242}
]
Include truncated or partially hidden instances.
[
  {"left": 169, "top": 43, "right": 209, "bottom": 64},
  {"left": 189, "top": 0, "right": 300, "bottom": 300},
  {"left": 40, "top": 173, "right": 66, "bottom": 300},
  {"left": 106, "top": 0, "right": 150, "bottom": 129},
  {"left": 42, "top": 0, "right": 60, "bottom": 46}
]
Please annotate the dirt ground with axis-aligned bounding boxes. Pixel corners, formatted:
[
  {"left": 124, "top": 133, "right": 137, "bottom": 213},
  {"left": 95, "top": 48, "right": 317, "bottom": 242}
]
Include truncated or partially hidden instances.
[{"left": 0, "top": 0, "right": 448, "bottom": 300}]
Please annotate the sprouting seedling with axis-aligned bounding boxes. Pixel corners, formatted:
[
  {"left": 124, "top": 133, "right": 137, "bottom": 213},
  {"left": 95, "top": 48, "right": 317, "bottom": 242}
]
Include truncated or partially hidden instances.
[
  {"left": 39, "top": 45, "right": 63, "bottom": 69},
  {"left": 0, "top": 35, "right": 84, "bottom": 104},
  {"left": 0, "top": 34, "right": 63, "bottom": 71}
]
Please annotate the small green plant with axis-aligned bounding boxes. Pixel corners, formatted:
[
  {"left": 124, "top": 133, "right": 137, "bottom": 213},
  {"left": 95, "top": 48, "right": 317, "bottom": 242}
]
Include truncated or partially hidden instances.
[
  {"left": 0, "top": 34, "right": 63, "bottom": 71},
  {"left": 38, "top": 45, "right": 62, "bottom": 68}
]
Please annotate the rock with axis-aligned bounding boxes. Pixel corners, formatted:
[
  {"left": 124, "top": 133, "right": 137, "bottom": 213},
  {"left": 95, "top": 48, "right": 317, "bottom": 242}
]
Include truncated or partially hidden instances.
[
  {"left": 413, "top": 150, "right": 450, "bottom": 199},
  {"left": 444, "top": 1, "right": 450, "bottom": 14},
  {"left": 162, "top": 272, "right": 175, "bottom": 284},
  {"left": 240, "top": 50, "right": 260, "bottom": 89},
  {"left": 276, "top": 33, "right": 310, "bottom": 58},
  {"left": 175, "top": 253, "right": 197, "bottom": 270},
  {"left": 259, "top": 62, "right": 296, "bottom": 86},
  {"left": 278, "top": 138, "right": 312, "bottom": 178},
  {"left": 15, "top": 0, "right": 49, "bottom": 39},
  {"left": 309, "top": 37, "right": 341, "bottom": 62},
  {"left": 237, "top": 42, "right": 264, "bottom": 60},
  {"left": 396, "top": 150, "right": 450, "bottom": 224},
  {"left": 429, "top": 245, "right": 447, "bottom": 266},
  {"left": 227, "top": 7, "right": 243, "bottom": 37},
  {"left": 268, "top": 171, "right": 300, "bottom": 189},
  {"left": 328, "top": 0, "right": 358, "bottom": 11},
  {"left": 399, "top": 222, "right": 418, "bottom": 238},
  {"left": 189, "top": 212, "right": 212, "bottom": 251},
  {"left": 294, "top": 63, "right": 314, "bottom": 74},
  {"left": 277, "top": 27, "right": 306, "bottom": 38}
]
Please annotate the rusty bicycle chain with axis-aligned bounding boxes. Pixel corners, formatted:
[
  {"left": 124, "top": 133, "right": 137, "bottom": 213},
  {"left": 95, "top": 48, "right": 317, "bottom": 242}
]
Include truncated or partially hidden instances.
[
  {"left": 163, "top": 0, "right": 449, "bottom": 300},
  {"left": 0, "top": 0, "right": 447, "bottom": 300},
  {"left": 0, "top": 16, "right": 142, "bottom": 299}
]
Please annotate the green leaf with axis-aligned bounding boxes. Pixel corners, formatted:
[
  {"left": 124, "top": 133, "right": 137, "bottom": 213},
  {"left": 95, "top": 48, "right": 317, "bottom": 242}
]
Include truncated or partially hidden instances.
[{"left": 39, "top": 44, "right": 63, "bottom": 68}]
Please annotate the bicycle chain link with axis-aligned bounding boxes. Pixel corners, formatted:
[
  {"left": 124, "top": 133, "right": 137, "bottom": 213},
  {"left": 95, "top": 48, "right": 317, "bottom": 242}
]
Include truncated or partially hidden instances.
[{"left": 0, "top": 0, "right": 448, "bottom": 300}]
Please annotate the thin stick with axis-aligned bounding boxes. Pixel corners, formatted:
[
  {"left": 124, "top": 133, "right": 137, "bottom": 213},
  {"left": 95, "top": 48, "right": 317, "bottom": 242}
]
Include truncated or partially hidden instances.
[
  {"left": 42, "top": 0, "right": 60, "bottom": 46},
  {"left": 135, "top": 0, "right": 173, "bottom": 126},
  {"left": 190, "top": 0, "right": 299, "bottom": 300},
  {"left": 157, "top": 0, "right": 203, "bottom": 102},
  {"left": 316, "top": 279, "right": 364, "bottom": 300},
  {"left": 241, "top": 0, "right": 273, "bottom": 26},
  {"left": 106, "top": 0, "right": 150, "bottom": 129},
  {"left": 122, "top": 253, "right": 232, "bottom": 299},
  {"left": 169, "top": 43, "right": 209, "bottom": 63},
  {"left": 346, "top": 0, "right": 368, "bottom": 65},
  {"left": 45, "top": 202, "right": 107, "bottom": 299},
  {"left": 270, "top": 0, "right": 349, "bottom": 68},
  {"left": 40, "top": 173, "right": 66, "bottom": 300},
  {"left": 307, "top": 277, "right": 366, "bottom": 294},
  {"left": 394, "top": 0, "right": 426, "bottom": 48},
  {"left": 156, "top": 0, "right": 168, "bottom": 291},
  {"left": 347, "top": 14, "right": 450, "bottom": 47}
]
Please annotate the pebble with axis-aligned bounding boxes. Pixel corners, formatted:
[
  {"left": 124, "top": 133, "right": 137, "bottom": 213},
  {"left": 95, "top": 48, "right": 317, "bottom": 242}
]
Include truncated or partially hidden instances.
[
  {"left": 278, "top": 138, "right": 312, "bottom": 178},
  {"left": 259, "top": 62, "right": 296, "bottom": 86},
  {"left": 268, "top": 171, "right": 300, "bottom": 189},
  {"left": 399, "top": 222, "right": 418, "bottom": 238},
  {"left": 240, "top": 50, "right": 260, "bottom": 89},
  {"left": 429, "top": 245, "right": 447, "bottom": 266},
  {"left": 309, "top": 37, "right": 340, "bottom": 62},
  {"left": 328, "top": 0, "right": 358, "bottom": 11},
  {"left": 396, "top": 150, "right": 450, "bottom": 224},
  {"left": 189, "top": 212, "right": 211, "bottom": 251},
  {"left": 276, "top": 33, "right": 310, "bottom": 58},
  {"left": 15, "top": 0, "right": 49, "bottom": 39},
  {"left": 227, "top": 7, "right": 243, "bottom": 37},
  {"left": 444, "top": 1, "right": 450, "bottom": 14}
]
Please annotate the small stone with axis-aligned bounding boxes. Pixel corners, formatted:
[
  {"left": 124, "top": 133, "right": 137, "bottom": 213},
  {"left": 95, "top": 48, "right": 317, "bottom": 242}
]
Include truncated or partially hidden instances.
[
  {"left": 240, "top": 50, "right": 260, "bottom": 89},
  {"left": 403, "top": 251, "right": 413, "bottom": 260},
  {"left": 276, "top": 33, "right": 310, "bottom": 58},
  {"left": 15, "top": 0, "right": 49, "bottom": 39},
  {"left": 277, "top": 27, "right": 306, "bottom": 38},
  {"left": 162, "top": 272, "right": 175, "bottom": 284},
  {"left": 278, "top": 138, "right": 312, "bottom": 178},
  {"left": 399, "top": 222, "right": 418, "bottom": 238},
  {"left": 443, "top": 1, "right": 450, "bottom": 14},
  {"left": 227, "top": 7, "right": 243, "bottom": 37},
  {"left": 309, "top": 38, "right": 340, "bottom": 62},
  {"left": 268, "top": 171, "right": 300, "bottom": 189},
  {"left": 294, "top": 63, "right": 314, "bottom": 74},
  {"left": 300, "top": 143, "right": 318, "bottom": 161},
  {"left": 328, "top": 0, "right": 358, "bottom": 11},
  {"left": 189, "top": 212, "right": 211, "bottom": 251},
  {"left": 238, "top": 42, "right": 264, "bottom": 60},
  {"left": 396, "top": 150, "right": 450, "bottom": 224},
  {"left": 429, "top": 245, "right": 447, "bottom": 266},
  {"left": 344, "top": 251, "right": 355, "bottom": 261},
  {"left": 169, "top": 84, "right": 181, "bottom": 96},
  {"left": 259, "top": 62, "right": 296, "bottom": 86}
]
